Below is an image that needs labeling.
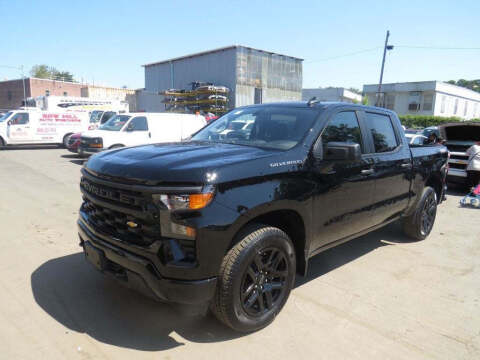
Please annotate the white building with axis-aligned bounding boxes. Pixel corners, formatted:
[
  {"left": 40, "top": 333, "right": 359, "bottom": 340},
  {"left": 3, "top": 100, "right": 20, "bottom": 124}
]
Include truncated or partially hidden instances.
[
  {"left": 363, "top": 81, "right": 480, "bottom": 120},
  {"left": 302, "top": 87, "right": 362, "bottom": 103}
]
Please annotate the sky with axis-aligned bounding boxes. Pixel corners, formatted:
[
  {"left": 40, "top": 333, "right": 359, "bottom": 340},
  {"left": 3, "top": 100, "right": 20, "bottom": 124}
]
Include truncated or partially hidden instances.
[{"left": 1, "top": 0, "right": 479, "bottom": 91}]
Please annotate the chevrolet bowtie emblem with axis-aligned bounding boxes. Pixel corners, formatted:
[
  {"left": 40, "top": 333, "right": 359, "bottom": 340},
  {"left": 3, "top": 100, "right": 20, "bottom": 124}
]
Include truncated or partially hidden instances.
[{"left": 126, "top": 221, "right": 138, "bottom": 228}]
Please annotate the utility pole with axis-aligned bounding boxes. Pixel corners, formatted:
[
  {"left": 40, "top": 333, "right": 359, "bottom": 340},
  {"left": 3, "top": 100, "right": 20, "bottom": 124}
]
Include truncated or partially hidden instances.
[
  {"left": 376, "top": 30, "right": 394, "bottom": 107},
  {"left": 20, "top": 65, "right": 27, "bottom": 107}
]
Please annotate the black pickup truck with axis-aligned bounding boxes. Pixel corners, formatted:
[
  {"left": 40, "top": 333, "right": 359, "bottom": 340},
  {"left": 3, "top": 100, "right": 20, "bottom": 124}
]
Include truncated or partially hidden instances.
[{"left": 77, "top": 102, "right": 448, "bottom": 332}]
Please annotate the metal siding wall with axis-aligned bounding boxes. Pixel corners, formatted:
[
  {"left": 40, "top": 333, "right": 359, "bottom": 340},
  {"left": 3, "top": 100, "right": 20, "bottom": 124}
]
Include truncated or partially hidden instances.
[
  {"left": 144, "top": 48, "right": 237, "bottom": 110},
  {"left": 235, "top": 47, "right": 302, "bottom": 106}
]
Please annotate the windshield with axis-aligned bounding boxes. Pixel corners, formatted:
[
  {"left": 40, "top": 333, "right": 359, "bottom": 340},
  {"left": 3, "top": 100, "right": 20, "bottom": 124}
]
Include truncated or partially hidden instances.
[
  {"left": 0, "top": 111, "right": 13, "bottom": 122},
  {"left": 191, "top": 106, "right": 319, "bottom": 150},
  {"left": 98, "top": 115, "right": 131, "bottom": 131},
  {"left": 89, "top": 110, "right": 104, "bottom": 123}
]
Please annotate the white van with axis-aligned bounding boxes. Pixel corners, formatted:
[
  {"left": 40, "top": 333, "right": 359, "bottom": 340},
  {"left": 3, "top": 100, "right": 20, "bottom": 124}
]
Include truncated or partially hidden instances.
[
  {"left": 78, "top": 113, "right": 206, "bottom": 155},
  {"left": 0, "top": 109, "right": 89, "bottom": 147}
]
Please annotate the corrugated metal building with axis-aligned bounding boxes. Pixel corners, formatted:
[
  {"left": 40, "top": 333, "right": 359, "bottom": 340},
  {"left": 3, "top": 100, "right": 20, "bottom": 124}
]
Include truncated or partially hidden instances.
[{"left": 140, "top": 45, "right": 303, "bottom": 111}]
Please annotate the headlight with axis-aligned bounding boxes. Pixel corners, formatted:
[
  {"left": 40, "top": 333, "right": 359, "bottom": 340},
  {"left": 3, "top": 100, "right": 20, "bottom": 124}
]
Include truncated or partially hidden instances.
[
  {"left": 158, "top": 192, "right": 214, "bottom": 211},
  {"left": 152, "top": 189, "right": 215, "bottom": 240}
]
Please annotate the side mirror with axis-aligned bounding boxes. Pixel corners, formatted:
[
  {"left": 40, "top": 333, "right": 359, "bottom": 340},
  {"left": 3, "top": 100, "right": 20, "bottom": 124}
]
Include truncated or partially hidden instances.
[
  {"left": 323, "top": 142, "right": 362, "bottom": 161},
  {"left": 7, "top": 120, "right": 12, "bottom": 126},
  {"left": 126, "top": 124, "right": 134, "bottom": 132}
]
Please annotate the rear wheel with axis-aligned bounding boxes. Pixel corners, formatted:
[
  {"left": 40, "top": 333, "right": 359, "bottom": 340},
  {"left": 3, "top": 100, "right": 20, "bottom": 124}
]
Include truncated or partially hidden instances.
[
  {"left": 0, "top": 137, "right": 4, "bottom": 148},
  {"left": 211, "top": 225, "right": 296, "bottom": 332},
  {"left": 403, "top": 186, "right": 437, "bottom": 240}
]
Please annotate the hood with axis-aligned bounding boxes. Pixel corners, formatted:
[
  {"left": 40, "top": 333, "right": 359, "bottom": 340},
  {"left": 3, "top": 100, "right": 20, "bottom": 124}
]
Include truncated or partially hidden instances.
[
  {"left": 438, "top": 122, "right": 480, "bottom": 142},
  {"left": 85, "top": 142, "right": 307, "bottom": 185}
]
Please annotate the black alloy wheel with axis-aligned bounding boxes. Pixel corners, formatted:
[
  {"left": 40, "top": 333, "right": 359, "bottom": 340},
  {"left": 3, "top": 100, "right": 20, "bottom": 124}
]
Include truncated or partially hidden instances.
[
  {"left": 420, "top": 192, "right": 437, "bottom": 236},
  {"left": 240, "top": 247, "right": 289, "bottom": 316}
]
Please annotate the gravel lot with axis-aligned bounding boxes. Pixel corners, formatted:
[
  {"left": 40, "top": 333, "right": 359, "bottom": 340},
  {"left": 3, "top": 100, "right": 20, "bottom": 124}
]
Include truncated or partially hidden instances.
[{"left": 0, "top": 147, "right": 479, "bottom": 359}]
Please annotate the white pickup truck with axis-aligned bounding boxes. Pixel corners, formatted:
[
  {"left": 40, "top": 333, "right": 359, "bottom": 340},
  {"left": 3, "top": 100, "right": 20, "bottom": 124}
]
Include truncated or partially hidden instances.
[
  {"left": 433, "top": 122, "right": 480, "bottom": 185},
  {"left": 0, "top": 109, "right": 89, "bottom": 148},
  {"left": 78, "top": 112, "right": 206, "bottom": 155}
]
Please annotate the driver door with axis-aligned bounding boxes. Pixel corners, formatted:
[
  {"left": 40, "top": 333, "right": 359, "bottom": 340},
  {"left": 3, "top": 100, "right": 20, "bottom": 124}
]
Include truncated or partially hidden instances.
[
  {"left": 124, "top": 116, "right": 150, "bottom": 146},
  {"left": 311, "top": 110, "right": 377, "bottom": 251},
  {"left": 7, "top": 112, "right": 33, "bottom": 143}
]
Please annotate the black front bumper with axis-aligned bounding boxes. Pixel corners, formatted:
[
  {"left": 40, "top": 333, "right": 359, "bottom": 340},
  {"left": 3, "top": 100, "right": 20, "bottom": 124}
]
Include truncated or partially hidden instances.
[{"left": 78, "top": 220, "right": 217, "bottom": 305}]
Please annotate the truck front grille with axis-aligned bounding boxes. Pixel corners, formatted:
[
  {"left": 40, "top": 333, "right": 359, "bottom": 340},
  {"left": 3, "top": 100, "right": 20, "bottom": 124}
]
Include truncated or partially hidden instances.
[{"left": 80, "top": 176, "right": 160, "bottom": 246}]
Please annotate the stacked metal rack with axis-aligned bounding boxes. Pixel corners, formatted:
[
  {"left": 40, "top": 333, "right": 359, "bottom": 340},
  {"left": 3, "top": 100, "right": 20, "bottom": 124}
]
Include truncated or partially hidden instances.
[{"left": 161, "top": 82, "right": 229, "bottom": 115}]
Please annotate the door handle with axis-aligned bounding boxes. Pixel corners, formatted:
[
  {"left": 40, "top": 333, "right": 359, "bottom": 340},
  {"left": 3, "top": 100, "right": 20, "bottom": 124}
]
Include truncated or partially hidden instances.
[
  {"left": 361, "top": 168, "right": 375, "bottom": 175},
  {"left": 148, "top": 132, "right": 151, "bottom": 138}
]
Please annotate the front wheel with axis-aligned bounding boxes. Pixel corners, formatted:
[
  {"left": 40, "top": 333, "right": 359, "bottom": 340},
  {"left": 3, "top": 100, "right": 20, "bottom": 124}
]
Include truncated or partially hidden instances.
[
  {"left": 62, "top": 133, "right": 72, "bottom": 148},
  {"left": 402, "top": 186, "right": 437, "bottom": 240},
  {"left": 211, "top": 225, "right": 296, "bottom": 332}
]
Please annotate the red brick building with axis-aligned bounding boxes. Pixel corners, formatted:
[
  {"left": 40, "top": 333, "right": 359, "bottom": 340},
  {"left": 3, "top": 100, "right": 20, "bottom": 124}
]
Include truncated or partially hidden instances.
[{"left": 0, "top": 78, "right": 84, "bottom": 110}]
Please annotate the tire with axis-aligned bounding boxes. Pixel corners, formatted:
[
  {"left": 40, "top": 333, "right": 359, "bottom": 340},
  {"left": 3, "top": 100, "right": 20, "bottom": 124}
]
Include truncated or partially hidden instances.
[
  {"left": 62, "top": 133, "right": 72, "bottom": 148},
  {"left": 0, "top": 137, "right": 4, "bottom": 148},
  {"left": 402, "top": 186, "right": 437, "bottom": 241},
  {"left": 211, "top": 224, "right": 296, "bottom": 332}
]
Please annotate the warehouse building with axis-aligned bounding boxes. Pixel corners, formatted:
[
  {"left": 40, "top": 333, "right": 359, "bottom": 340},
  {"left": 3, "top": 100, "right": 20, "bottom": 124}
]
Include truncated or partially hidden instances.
[
  {"left": 139, "top": 45, "right": 303, "bottom": 111},
  {"left": 302, "top": 87, "right": 362, "bottom": 103},
  {"left": 363, "top": 81, "right": 480, "bottom": 120}
]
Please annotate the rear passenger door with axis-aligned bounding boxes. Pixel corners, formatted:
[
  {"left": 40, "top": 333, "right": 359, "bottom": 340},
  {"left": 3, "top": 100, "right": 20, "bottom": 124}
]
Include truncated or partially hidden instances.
[{"left": 362, "top": 111, "right": 412, "bottom": 225}]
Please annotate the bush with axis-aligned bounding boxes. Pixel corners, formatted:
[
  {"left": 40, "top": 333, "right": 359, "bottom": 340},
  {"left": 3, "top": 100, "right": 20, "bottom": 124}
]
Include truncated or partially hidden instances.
[{"left": 399, "top": 115, "right": 480, "bottom": 128}]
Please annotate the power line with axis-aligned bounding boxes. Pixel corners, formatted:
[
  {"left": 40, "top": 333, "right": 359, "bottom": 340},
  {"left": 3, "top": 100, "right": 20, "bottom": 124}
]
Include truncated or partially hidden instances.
[
  {"left": 305, "top": 44, "right": 480, "bottom": 64},
  {"left": 305, "top": 47, "right": 382, "bottom": 63},
  {"left": 396, "top": 45, "right": 480, "bottom": 50}
]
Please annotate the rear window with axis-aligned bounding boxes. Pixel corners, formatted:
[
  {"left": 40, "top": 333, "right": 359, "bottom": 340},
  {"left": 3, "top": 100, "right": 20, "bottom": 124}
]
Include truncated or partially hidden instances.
[{"left": 364, "top": 112, "right": 398, "bottom": 153}]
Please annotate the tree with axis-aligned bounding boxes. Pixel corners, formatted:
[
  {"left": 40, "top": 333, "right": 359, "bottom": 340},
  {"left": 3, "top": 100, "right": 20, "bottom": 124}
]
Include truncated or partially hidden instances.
[
  {"left": 447, "top": 79, "right": 480, "bottom": 93},
  {"left": 30, "top": 64, "right": 51, "bottom": 79},
  {"left": 30, "top": 64, "right": 75, "bottom": 82}
]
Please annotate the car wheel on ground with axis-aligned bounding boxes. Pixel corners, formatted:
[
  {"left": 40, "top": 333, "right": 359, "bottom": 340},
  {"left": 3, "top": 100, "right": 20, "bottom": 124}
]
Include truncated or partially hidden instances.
[
  {"left": 62, "top": 133, "right": 72, "bottom": 148},
  {"left": 402, "top": 186, "right": 437, "bottom": 240},
  {"left": 0, "top": 137, "right": 4, "bottom": 148},
  {"left": 211, "top": 224, "right": 296, "bottom": 332}
]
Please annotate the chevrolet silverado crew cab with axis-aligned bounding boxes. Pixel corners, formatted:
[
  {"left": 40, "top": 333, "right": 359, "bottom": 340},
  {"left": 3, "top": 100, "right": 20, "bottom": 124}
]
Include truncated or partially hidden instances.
[{"left": 78, "top": 102, "right": 448, "bottom": 332}]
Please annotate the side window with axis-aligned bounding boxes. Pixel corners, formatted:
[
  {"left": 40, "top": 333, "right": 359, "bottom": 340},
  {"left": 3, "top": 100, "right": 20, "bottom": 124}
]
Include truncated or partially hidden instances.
[
  {"left": 11, "top": 112, "right": 29, "bottom": 125},
  {"left": 128, "top": 116, "right": 148, "bottom": 131},
  {"left": 101, "top": 111, "right": 116, "bottom": 124},
  {"left": 322, "top": 111, "right": 363, "bottom": 150},
  {"left": 364, "top": 112, "right": 398, "bottom": 153}
]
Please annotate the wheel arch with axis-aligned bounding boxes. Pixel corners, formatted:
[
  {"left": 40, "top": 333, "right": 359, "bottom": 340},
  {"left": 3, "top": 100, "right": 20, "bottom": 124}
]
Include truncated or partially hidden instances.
[
  {"left": 230, "top": 209, "right": 307, "bottom": 276},
  {"left": 425, "top": 174, "right": 443, "bottom": 203},
  {"left": 109, "top": 144, "right": 125, "bottom": 149}
]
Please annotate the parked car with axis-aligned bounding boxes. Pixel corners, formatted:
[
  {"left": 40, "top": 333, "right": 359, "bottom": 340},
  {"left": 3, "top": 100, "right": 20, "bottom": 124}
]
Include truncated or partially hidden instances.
[
  {"left": 88, "top": 110, "right": 119, "bottom": 130},
  {"left": 405, "top": 133, "right": 427, "bottom": 145},
  {"left": 437, "top": 122, "right": 480, "bottom": 185},
  {"left": 77, "top": 102, "right": 448, "bottom": 332},
  {"left": 0, "top": 109, "right": 89, "bottom": 148},
  {"left": 67, "top": 132, "right": 83, "bottom": 153},
  {"left": 422, "top": 126, "right": 440, "bottom": 139},
  {"left": 404, "top": 128, "right": 421, "bottom": 135},
  {"left": 78, "top": 113, "right": 206, "bottom": 156}
]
